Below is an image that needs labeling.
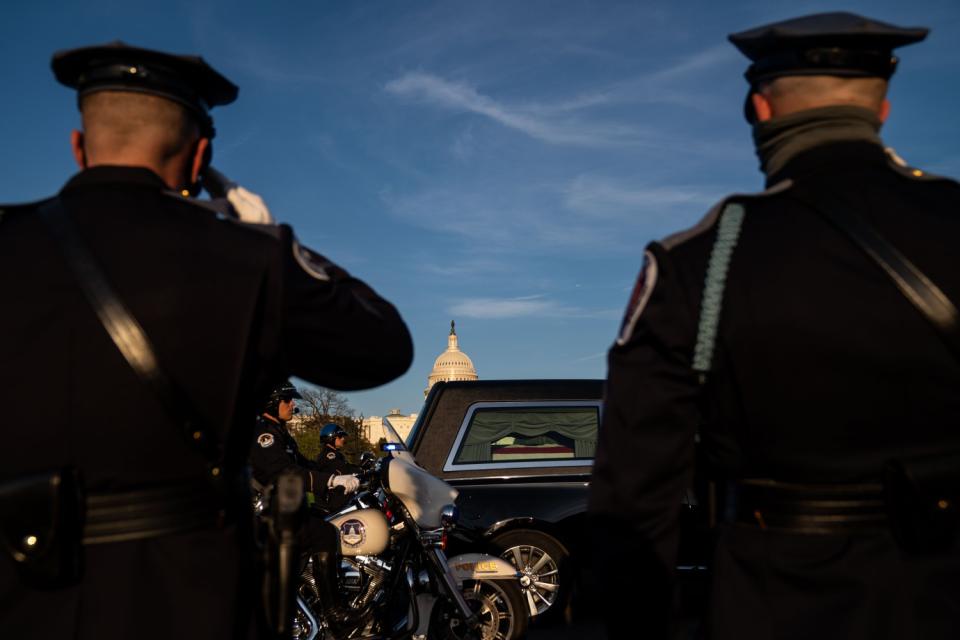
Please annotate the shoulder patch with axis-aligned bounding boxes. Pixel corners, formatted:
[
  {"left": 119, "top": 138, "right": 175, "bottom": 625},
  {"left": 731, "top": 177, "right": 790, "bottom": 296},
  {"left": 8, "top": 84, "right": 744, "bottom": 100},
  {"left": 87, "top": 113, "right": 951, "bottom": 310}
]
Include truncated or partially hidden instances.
[
  {"left": 660, "top": 180, "right": 792, "bottom": 251},
  {"left": 617, "top": 250, "right": 658, "bottom": 346},
  {"left": 292, "top": 239, "right": 331, "bottom": 281},
  {"left": 326, "top": 452, "right": 336, "bottom": 460},
  {"left": 258, "top": 433, "right": 275, "bottom": 448}
]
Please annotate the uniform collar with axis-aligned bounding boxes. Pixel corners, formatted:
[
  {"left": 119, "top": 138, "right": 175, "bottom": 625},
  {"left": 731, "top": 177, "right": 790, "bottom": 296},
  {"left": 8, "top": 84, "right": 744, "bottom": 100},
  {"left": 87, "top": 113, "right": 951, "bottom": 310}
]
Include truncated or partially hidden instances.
[
  {"left": 61, "top": 165, "right": 171, "bottom": 193},
  {"left": 765, "top": 139, "right": 890, "bottom": 187}
]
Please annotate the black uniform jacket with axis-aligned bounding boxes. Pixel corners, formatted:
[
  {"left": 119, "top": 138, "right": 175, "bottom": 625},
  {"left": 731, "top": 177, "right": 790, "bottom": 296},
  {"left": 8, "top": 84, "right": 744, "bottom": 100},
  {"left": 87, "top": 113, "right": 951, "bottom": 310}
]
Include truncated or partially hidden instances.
[
  {"left": 316, "top": 444, "right": 359, "bottom": 475},
  {"left": 0, "top": 167, "right": 412, "bottom": 640},
  {"left": 251, "top": 415, "right": 332, "bottom": 497},
  {"left": 589, "top": 141, "right": 960, "bottom": 640}
]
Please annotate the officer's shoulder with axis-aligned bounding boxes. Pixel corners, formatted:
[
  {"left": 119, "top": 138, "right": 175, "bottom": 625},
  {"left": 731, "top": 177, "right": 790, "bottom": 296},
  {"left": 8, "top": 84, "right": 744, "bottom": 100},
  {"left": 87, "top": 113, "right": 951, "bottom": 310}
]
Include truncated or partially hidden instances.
[
  {"left": 884, "top": 148, "right": 958, "bottom": 185},
  {"left": 159, "top": 190, "right": 285, "bottom": 241},
  {"left": 0, "top": 196, "right": 57, "bottom": 227},
  {"left": 255, "top": 416, "right": 282, "bottom": 431},
  {"left": 658, "top": 180, "right": 794, "bottom": 252}
]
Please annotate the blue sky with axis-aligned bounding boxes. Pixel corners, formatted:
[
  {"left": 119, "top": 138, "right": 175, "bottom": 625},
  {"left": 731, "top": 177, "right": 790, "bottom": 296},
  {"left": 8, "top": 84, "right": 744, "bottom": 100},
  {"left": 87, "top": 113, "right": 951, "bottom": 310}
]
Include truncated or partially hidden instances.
[{"left": 4, "top": 1, "right": 960, "bottom": 418}]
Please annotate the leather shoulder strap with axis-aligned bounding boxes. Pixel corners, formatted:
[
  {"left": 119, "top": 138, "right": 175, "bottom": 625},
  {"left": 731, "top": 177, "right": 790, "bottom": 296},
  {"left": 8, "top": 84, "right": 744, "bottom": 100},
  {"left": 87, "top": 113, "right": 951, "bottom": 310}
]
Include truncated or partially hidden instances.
[
  {"left": 797, "top": 195, "right": 960, "bottom": 361},
  {"left": 38, "top": 198, "right": 222, "bottom": 467}
]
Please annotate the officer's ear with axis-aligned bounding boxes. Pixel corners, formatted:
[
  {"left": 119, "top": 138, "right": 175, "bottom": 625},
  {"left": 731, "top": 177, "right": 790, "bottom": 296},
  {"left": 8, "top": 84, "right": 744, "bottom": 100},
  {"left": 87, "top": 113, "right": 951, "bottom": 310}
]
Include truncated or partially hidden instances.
[
  {"left": 190, "top": 137, "right": 211, "bottom": 185},
  {"left": 879, "top": 98, "right": 891, "bottom": 124},
  {"left": 70, "top": 130, "right": 87, "bottom": 169},
  {"left": 751, "top": 93, "right": 773, "bottom": 122}
]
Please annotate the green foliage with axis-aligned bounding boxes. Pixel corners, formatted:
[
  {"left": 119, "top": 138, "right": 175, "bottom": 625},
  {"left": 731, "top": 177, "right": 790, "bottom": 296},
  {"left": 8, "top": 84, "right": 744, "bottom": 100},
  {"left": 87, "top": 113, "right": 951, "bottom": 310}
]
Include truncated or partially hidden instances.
[{"left": 295, "top": 425, "right": 322, "bottom": 461}]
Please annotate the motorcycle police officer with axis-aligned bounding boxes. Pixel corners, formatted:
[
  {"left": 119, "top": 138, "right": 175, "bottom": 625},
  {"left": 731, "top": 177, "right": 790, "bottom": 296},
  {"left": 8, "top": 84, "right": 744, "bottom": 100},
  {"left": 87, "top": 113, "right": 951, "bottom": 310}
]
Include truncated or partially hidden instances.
[
  {"left": 0, "top": 42, "right": 412, "bottom": 640},
  {"left": 589, "top": 12, "right": 960, "bottom": 640},
  {"left": 251, "top": 383, "right": 359, "bottom": 502},
  {"left": 316, "top": 423, "right": 361, "bottom": 475},
  {"left": 251, "top": 381, "right": 361, "bottom": 633}
]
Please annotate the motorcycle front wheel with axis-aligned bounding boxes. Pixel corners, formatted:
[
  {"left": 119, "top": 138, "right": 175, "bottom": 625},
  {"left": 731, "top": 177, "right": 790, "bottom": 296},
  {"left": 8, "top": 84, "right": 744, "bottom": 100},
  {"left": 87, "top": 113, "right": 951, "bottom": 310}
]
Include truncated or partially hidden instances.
[{"left": 429, "top": 578, "right": 528, "bottom": 640}]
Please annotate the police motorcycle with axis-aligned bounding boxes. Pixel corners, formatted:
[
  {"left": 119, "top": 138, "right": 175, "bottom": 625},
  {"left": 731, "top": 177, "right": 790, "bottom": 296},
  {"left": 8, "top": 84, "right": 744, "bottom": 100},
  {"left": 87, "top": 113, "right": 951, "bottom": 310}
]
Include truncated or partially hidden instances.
[{"left": 293, "top": 421, "right": 528, "bottom": 640}]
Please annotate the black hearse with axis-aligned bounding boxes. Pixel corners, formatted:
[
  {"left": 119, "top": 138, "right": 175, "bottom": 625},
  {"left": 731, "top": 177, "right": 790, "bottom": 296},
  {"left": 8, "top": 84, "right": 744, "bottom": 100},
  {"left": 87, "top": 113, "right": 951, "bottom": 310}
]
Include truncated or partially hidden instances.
[{"left": 401, "top": 379, "right": 711, "bottom": 624}]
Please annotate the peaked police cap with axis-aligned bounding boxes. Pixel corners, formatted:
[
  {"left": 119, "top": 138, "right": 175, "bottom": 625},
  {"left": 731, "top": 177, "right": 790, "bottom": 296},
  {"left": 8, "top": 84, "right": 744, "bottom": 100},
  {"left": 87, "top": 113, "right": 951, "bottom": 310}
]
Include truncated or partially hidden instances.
[{"left": 51, "top": 41, "right": 238, "bottom": 138}]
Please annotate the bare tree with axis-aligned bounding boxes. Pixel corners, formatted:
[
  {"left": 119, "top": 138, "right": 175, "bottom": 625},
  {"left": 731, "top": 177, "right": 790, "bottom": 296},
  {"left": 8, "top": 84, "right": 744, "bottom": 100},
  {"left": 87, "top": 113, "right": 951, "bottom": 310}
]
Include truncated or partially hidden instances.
[
  {"left": 298, "top": 386, "right": 353, "bottom": 421},
  {"left": 292, "top": 385, "right": 373, "bottom": 463}
]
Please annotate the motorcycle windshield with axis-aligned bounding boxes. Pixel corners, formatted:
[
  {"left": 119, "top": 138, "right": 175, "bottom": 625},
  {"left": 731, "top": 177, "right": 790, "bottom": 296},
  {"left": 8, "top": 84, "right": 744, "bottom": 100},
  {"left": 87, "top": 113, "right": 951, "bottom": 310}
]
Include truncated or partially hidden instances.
[
  {"left": 387, "top": 455, "right": 458, "bottom": 529},
  {"left": 381, "top": 416, "right": 417, "bottom": 465}
]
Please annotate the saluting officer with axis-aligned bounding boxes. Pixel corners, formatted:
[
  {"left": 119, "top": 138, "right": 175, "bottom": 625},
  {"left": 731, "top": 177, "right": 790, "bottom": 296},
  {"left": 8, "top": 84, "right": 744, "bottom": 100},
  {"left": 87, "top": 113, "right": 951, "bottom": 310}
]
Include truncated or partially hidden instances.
[
  {"left": 589, "top": 13, "right": 960, "bottom": 640},
  {"left": 316, "top": 423, "right": 361, "bottom": 475},
  {"left": 0, "top": 42, "right": 412, "bottom": 640}
]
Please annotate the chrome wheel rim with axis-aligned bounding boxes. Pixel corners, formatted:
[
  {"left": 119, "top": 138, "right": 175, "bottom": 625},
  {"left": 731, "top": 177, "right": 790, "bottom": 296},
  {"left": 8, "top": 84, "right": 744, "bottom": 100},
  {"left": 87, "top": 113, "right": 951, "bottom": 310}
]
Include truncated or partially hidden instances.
[
  {"left": 500, "top": 544, "right": 560, "bottom": 617},
  {"left": 462, "top": 580, "right": 516, "bottom": 640}
]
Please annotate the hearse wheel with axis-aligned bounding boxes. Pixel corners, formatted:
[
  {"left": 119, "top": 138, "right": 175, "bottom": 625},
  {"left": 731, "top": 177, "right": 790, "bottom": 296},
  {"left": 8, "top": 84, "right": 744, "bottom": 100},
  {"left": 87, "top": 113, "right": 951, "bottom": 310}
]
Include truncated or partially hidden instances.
[{"left": 491, "top": 529, "right": 568, "bottom": 623}]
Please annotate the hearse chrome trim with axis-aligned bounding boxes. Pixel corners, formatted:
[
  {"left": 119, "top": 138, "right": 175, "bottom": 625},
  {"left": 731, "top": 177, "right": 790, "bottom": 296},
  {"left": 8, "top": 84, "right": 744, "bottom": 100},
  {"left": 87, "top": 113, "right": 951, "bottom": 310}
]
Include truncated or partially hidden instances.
[{"left": 442, "top": 400, "right": 603, "bottom": 473}]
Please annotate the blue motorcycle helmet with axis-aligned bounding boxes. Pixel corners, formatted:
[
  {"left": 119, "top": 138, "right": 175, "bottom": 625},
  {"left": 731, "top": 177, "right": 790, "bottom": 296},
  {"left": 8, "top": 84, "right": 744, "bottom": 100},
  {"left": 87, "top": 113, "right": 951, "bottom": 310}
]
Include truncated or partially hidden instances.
[{"left": 320, "top": 423, "right": 348, "bottom": 445}]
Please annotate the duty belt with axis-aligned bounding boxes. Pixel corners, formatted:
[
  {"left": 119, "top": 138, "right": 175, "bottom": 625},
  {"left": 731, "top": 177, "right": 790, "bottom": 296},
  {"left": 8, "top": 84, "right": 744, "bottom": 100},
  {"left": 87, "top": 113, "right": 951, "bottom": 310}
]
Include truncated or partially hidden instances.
[
  {"left": 84, "top": 482, "right": 223, "bottom": 545},
  {"left": 727, "top": 479, "right": 888, "bottom": 534}
]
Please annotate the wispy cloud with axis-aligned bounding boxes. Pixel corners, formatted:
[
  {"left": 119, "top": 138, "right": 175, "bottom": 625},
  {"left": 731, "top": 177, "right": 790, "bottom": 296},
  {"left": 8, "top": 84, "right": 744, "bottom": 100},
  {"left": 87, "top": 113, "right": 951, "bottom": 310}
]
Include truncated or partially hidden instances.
[
  {"left": 381, "top": 173, "right": 717, "bottom": 254},
  {"left": 417, "top": 258, "right": 512, "bottom": 279},
  {"left": 385, "top": 72, "right": 651, "bottom": 148},
  {"left": 563, "top": 175, "right": 716, "bottom": 219},
  {"left": 648, "top": 44, "right": 735, "bottom": 83},
  {"left": 521, "top": 44, "right": 737, "bottom": 116},
  {"left": 449, "top": 295, "right": 619, "bottom": 320},
  {"left": 384, "top": 44, "right": 737, "bottom": 149},
  {"left": 450, "top": 295, "right": 561, "bottom": 319},
  {"left": 570, "top": 351, "right": 608, "bottom": 363},
  {"left": 213, "top": 128, "right": 260, "bottom": 159}
]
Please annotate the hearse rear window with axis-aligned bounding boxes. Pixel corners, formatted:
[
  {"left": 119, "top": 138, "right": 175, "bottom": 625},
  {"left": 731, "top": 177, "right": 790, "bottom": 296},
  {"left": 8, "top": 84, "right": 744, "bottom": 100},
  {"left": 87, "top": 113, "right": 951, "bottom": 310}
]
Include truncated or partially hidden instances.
[{"left": 450, "top": 404, "right": 599, "bottom": 468}]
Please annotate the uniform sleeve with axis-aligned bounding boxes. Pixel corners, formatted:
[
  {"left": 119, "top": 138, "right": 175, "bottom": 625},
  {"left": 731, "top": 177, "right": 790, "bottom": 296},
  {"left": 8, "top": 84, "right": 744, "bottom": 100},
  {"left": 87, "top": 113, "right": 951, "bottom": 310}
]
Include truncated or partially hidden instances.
[
  {"left": 587, "top": 243, "right": 701, "bottom": 637},
  {"left": 316, "top": 450, "right": 361, "bottom": 476},
  {"left": 301, "top": 460, "right": 333, "bottom": 499},
  {"left": 278, "top": 226, "right": 413, "bottom": 390},
  {"left": 316, "top": 449, "right": 339, "bottom": 474},
  {"left": 251, "top": 424, "right": 335, "bottom": 498}
]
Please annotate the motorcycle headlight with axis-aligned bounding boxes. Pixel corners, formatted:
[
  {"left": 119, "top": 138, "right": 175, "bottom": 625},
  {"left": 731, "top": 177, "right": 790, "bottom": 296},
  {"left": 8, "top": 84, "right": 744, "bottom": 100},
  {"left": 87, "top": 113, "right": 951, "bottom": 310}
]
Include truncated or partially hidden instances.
[{"left": 440, "top": 504, "right": 459, "bottom": 530}]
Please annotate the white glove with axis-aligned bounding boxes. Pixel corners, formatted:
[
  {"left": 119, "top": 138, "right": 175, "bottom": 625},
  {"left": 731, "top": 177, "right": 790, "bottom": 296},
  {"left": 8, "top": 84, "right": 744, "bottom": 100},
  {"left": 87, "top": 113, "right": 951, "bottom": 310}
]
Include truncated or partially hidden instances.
[
  {"left": 329, "top": 474, "right": 360, "bottom": 495},
  {"left": 205, "top": 167, "right": 275, "bottom": 224}
]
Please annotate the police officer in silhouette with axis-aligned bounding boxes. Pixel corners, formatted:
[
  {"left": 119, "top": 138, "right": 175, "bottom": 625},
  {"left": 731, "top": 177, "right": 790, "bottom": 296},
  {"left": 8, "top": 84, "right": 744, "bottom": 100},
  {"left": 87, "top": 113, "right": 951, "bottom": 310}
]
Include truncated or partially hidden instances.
[
  {"left": 0, "top": 41, "right": 412, "bottom": 640},
  {"left": 590, "top": 13, "right": 960, "bottom": 640}
]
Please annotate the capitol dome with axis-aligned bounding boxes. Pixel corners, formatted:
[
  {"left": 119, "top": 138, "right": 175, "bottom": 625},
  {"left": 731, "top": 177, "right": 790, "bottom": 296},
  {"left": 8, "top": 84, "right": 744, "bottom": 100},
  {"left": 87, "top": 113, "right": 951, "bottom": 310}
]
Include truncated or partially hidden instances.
[{"left": 426, "top": 320, "right": 478, "bottom": 395}]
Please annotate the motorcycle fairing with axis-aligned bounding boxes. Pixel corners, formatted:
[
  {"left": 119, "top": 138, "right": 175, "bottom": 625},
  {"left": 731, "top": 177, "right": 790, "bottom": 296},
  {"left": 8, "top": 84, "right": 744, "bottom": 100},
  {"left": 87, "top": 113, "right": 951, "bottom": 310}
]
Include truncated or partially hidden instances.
[{"left": 386, "top": 457, "right": 458, "bottom": 529}]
